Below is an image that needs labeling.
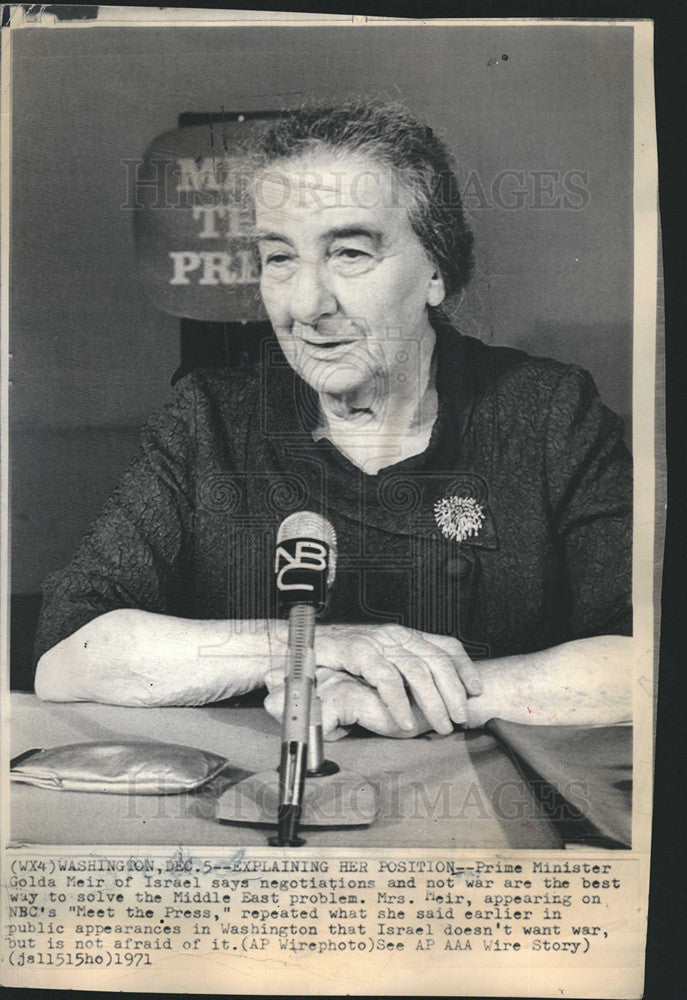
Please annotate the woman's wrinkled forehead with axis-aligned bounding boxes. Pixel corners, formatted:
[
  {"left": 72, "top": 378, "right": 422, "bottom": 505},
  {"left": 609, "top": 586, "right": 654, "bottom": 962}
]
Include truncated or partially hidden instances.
[{"left": 251, "top": 150, "right": 416, "bottom": 223}]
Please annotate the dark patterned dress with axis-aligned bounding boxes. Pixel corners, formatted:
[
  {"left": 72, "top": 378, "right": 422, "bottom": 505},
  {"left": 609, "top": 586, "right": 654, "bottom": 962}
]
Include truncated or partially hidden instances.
[{"left": 35, "top": 321, "right": 632, "bottom": 670}]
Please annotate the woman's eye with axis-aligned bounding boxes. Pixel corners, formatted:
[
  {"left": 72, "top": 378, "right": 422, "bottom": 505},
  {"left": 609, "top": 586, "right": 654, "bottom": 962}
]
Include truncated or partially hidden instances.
[
  {"left": 335, "top": 248, "right": 369, "bottom": 259},
  {"left": 263, "top": 253, "right": 292, "bottom": 265},
  {"left": 329, "top": 247, "right": 375, "bottom": 273}
]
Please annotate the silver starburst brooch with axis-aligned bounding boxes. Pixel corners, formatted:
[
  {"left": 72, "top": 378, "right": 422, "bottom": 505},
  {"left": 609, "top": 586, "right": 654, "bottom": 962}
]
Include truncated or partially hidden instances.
[{"left": 434, "top": 495, "right": 485, "bottom": 542}]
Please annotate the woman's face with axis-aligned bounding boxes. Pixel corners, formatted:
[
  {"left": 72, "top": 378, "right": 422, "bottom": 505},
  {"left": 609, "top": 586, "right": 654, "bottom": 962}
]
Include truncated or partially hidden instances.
[{"left": 253, "top": 152, "right": 445, "bottom": 401}]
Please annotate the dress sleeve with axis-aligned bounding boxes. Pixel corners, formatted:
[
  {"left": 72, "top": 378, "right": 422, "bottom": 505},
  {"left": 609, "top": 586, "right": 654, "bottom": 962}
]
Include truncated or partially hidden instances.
[
  {"left": 545, "top": 367, "right": 632, "bottom": 640},
  {"left": 33, "top": 376, "right": 198, "bottom": 665}
]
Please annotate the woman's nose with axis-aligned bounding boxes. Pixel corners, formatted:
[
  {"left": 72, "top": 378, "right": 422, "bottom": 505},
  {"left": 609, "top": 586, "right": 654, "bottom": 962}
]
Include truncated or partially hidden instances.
[{"left": 289, "top": 261, "right": 337, "bottom": 325}]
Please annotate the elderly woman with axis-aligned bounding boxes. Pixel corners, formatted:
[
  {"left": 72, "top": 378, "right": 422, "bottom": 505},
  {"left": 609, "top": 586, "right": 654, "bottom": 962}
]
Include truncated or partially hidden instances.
[{"left": 34, "top": 102, "right": 632, "bottom": 739}]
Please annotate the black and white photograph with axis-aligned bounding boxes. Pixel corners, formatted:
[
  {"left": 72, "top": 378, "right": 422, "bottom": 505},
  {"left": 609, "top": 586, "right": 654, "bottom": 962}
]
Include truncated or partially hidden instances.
[{"left": 1, "top": 9, "right": 659, "bottom": 998}]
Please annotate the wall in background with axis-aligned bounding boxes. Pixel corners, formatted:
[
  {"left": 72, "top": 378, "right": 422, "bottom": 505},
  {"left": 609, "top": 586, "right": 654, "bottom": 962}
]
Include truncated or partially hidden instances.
[{"left": 11, "top": 24, "right": 633, "bottom": 593}]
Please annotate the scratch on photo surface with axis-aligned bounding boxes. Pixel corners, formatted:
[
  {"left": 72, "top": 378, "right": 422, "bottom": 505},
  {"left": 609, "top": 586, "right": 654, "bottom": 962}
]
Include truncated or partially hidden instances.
[{"left": 21, "top": 5, "right": 99, "bottom": 21}]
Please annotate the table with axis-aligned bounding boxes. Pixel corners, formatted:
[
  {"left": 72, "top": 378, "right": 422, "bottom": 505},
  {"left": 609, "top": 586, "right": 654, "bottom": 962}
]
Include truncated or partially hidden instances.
[{"left": 9, "top": 694, "right": 628, "bottom": 849}]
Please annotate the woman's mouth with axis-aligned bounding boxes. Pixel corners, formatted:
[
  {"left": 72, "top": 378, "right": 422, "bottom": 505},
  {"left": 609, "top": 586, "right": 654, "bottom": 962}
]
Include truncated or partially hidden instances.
[{"left": 300, "top": 338, "right": 358, "bottom": 359}]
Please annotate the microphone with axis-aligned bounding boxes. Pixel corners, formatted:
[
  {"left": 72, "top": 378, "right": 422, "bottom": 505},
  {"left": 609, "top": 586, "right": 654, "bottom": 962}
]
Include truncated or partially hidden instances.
[{"left": 269, "top": 511, "right": 337, "bottom": 846}]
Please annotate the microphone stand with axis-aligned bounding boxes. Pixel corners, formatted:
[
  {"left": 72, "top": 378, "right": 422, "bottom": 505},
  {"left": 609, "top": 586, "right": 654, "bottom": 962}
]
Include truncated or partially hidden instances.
[
  {"left": 269, "top": 604, "right": 315, "bottom": 847},
  {"left": 268, "top": 511, "right": 339, "bottom": 847}
]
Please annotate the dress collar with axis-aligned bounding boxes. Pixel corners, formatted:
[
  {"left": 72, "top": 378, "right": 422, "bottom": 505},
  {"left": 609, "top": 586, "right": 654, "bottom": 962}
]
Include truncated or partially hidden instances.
[
  {"left": 258, "top": 316, "right": 497, "bottom": 550},
  {"left": 262, "top": 311, "right": 478, "bottom": 474}
]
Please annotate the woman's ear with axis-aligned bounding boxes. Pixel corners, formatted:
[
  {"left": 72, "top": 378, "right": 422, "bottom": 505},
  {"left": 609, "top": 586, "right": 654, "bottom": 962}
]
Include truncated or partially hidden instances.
[{"left": 427, "top": 268, "right": 446, "bottom": 307}]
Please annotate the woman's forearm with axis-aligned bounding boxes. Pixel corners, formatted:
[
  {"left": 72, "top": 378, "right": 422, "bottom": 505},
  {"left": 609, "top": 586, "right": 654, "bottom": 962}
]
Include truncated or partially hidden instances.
[
  {"left": 34, "top": 609, "right": 287, "bottom": 706},
  {"left": 464, "top": 635, "right": 632, "bottom": 728}
]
